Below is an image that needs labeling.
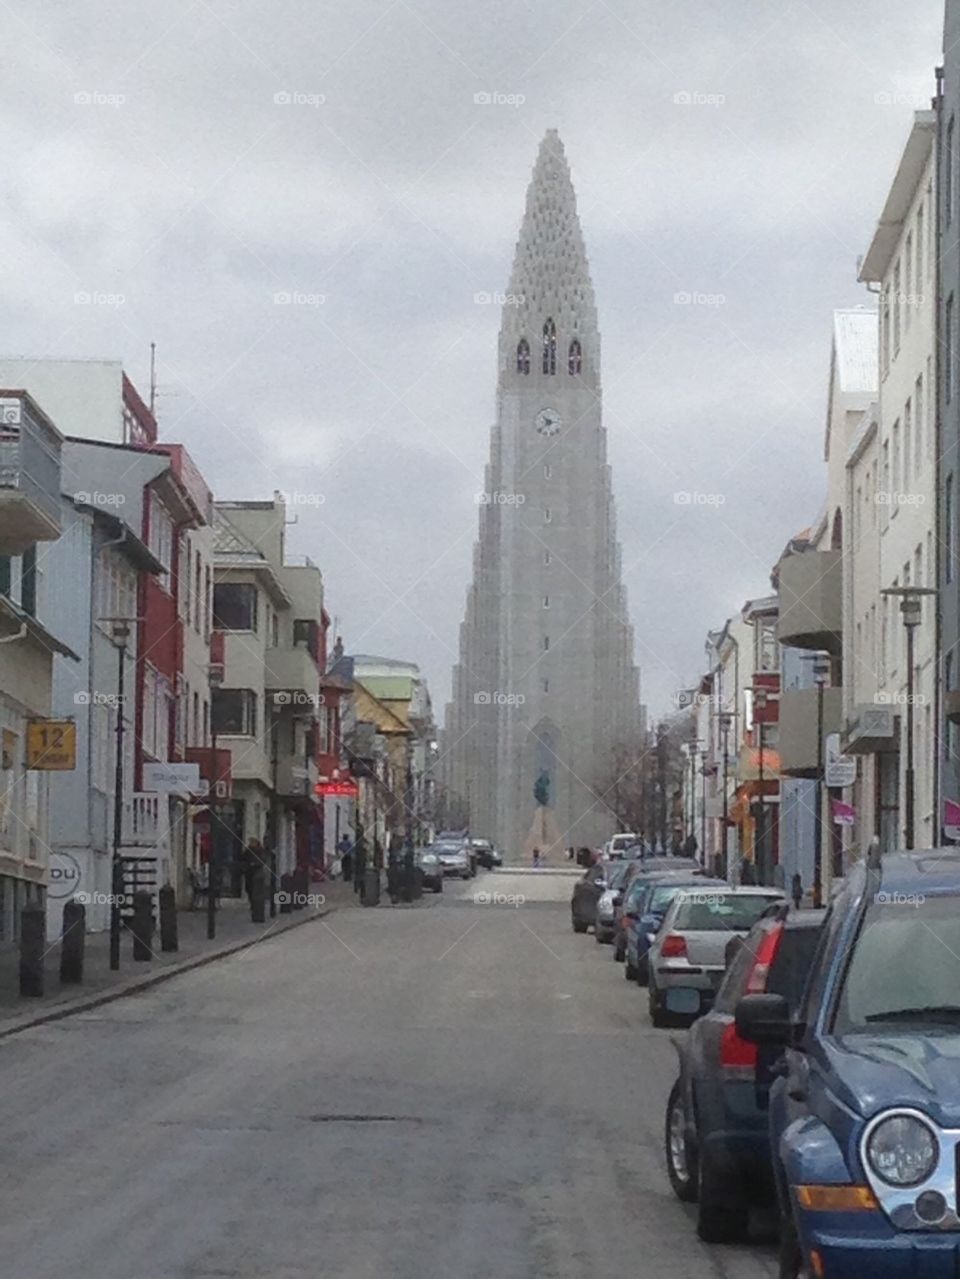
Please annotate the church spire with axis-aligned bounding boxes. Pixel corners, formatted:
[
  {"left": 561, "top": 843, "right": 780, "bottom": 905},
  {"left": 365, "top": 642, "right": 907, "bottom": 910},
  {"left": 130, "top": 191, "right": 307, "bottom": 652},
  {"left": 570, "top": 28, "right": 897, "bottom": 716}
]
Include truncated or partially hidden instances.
[{"left": 504, "top": 130, "right": 597, "bottom": 334}]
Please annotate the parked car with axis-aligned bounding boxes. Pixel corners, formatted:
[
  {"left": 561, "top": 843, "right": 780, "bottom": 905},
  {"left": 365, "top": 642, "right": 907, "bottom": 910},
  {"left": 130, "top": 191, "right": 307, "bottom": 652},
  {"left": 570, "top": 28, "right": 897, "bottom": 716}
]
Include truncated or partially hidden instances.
[
  {"left": 647, "top": 886, "right": 785, "bottom": 1027},
  {"left": 664, "top": 905, "right": 825, "bottom": 1243},
  {"left": 602, "top": 833, "right": 639, "bottom": 860},
  {"left": 433, "top": 841, "right": 472, "bottom": 879},
  {"left": 737, "top": 849, "right": 960, "bottom": 1279},
  {"left": 624, "top": 874, "right": 726, "bottom": 982},
  {"left": 594, "top": 862, "right": 632, "bottom": 943},
  {"left": 470, "top": 838, "right": 502, "bottom": 870},
  {"left": 416, "top": 849, "right": 444, "bottom": 893},
  {"left": 436, "top": 831, "right": 476, "bottom": 876}
]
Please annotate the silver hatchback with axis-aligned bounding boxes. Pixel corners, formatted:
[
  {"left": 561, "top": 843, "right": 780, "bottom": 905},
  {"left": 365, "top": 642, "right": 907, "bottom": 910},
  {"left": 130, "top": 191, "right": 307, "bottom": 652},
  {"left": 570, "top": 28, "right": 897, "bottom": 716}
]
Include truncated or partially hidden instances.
[{"left": 647, "top": 885, "right": 784, "bottom": 1027}]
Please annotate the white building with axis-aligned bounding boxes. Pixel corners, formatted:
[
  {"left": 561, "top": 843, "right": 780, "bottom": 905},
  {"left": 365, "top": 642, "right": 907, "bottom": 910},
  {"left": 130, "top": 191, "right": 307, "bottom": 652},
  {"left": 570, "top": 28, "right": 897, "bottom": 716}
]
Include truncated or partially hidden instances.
[{"left": 846, "top": 109, "right": 938, "bottom": 852}]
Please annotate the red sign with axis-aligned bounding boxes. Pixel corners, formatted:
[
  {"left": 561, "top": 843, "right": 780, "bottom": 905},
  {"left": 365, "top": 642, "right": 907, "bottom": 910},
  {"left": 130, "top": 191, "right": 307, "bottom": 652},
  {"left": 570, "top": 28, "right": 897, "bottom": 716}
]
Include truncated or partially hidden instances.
[{"left": 315, "top": 779, "right": 358, "bottom": 798}]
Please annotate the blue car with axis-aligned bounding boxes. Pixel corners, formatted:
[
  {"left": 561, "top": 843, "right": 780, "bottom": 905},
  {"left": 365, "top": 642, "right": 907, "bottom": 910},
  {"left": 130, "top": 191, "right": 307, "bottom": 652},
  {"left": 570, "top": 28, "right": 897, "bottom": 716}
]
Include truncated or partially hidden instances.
[
  {"left": 624, "top": 874, "right": 725, "bottom": 984},
  {"left": 736, "top": 849, "right": 960, "bottom": 1278}
]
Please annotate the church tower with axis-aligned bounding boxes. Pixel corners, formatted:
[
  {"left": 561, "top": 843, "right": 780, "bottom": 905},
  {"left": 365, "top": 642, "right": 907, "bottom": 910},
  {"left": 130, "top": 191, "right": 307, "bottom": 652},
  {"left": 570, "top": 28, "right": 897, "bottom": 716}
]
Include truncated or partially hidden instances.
[{"left": 443, "top": 130, "right": 639, "bottom": 859}]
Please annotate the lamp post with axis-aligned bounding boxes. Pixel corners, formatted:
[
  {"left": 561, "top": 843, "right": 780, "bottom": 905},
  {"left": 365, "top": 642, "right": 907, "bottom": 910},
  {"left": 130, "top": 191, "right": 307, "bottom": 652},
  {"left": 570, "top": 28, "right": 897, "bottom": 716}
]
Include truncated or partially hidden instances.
[
  {"left": 108, "top": 619, "right": 132, "bottom": 972},
  {"left": 807, "top": 653, "right": 831, "bottom": 908},
  {"left": 718, "top": 710, "right": 733, "bottom": 880},
  {"left": 882, "top": 586, "right": 937, "bottom": 851},
  {"left": 699, "top": 751, "right": 708, "bottom": 865},
  {"left": 207, "top": 659, "right": 224, "bottom": 940},
  {"left": 752, "top": 687, "right": 768, "bottom": 885}
]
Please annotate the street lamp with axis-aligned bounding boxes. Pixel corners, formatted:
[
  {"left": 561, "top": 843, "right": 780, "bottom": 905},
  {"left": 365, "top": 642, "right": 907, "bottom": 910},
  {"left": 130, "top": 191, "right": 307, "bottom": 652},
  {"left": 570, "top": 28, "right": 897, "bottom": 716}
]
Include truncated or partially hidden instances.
[
  {"left": 752, "top": 687, "right": 768, "bottom": 885},
  {"left": 207, "top": 659, "right": 224, "bottom": 940},
  {"left": 107, "top": 618, "right": 132, "bottom": 972},
  {"left": 881, "top": 586, "right": 937, "bottom": 851},
  {"left": 718, "top": 710, "right": 733, "bottom": 880},
  {"left": 801, "top": 652, "right": 831, "bottom": 908}
]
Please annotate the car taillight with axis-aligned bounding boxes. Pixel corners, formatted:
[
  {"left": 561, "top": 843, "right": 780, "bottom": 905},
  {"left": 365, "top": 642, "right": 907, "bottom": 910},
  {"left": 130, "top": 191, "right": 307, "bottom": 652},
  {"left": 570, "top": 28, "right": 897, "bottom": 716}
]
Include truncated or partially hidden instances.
[
  {"left": 744, "top": 923, "right": 784, "bottom": 994},
  {"left": 660, "top": 933, "right": 687, "bottom": 959},
  {"left": 720, "top": 1022, "right": 757, "bottom": 1073}
]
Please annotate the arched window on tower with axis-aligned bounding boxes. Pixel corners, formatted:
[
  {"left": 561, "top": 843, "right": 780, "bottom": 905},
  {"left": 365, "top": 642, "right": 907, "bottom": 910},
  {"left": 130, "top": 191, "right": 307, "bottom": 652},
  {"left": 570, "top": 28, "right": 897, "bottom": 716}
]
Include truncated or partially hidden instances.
[
  {"left": 542, "top": 318, "right": 557, "bottom": 375},
  {"left": 568, "top": 338, "right": 582, "bottom": 375},
  {"left": 516, "top": 338, "right": 530, "bottom": 375}
]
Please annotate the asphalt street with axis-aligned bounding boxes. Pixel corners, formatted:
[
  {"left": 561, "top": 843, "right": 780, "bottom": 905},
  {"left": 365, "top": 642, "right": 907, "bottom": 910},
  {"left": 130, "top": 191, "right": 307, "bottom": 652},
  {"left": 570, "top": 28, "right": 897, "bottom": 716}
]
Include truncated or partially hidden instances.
[{"left": 0, "top": 870, "right": 776, "bottom": 1279}]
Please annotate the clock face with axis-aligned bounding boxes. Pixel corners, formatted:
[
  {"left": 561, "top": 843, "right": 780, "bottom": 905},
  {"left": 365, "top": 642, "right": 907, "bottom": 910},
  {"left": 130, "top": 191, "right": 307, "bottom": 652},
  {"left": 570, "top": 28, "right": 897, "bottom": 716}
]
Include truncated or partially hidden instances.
[{"left": 535, "top": 408, "right": 562, "bottom": 437}]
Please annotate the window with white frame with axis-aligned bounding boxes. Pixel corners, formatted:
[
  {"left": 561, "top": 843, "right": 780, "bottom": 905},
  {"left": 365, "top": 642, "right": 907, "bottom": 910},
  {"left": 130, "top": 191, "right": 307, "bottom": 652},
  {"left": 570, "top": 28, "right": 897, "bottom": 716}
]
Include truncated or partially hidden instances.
[{"left": 148, "top": 492, "right": 174, "bottom": 580}]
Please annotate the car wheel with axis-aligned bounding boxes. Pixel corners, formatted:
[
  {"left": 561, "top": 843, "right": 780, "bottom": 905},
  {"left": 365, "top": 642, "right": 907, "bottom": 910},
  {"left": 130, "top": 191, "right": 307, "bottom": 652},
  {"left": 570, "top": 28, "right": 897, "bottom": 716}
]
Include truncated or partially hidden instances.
[
  {"left": 613, "top": 938, "right": 625, "bottom": 962},
  {"left": 778, "top": 1202, "right": 802, "bottom": 1278},
  {"left": 636, "top": 955, "right": 649, "bottom": 987},
  {"left": 696, "top": 1146, "right": 749, "bottom": 1243},
  {"left": 648, "top": 984, "right": 668, "bottom": 1029},
  {"left": 664, "top": 1080, "right": 697, "bottom": 1202},
  {"left": 573, "top": 919, "right": 588, "bottom": 934}
]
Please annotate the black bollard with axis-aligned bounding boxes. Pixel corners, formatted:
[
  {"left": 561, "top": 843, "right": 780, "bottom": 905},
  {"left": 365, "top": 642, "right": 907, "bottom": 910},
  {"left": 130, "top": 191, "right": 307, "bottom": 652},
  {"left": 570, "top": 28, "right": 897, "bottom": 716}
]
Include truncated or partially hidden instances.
[
  {"left": 268, "top": 851, "right": 277, "bottom": 918},
  {"left": 279, "top": 872, "right": 294, "bottom": 914},
  {"left": 158, "top": 884, "right": 178, "bottom": 953},
  {"left": 292, "top": 866, "right": 308, "bottom": 910},
  {"left": 412, "top": 866, "right": 424, "bottom": 901},
  {"left": 250, "top": 867, "right": 266, "bottom": 923},
  {"left": 362, "top": 867, "right": 380, "bottom": 907},
  {"left": 59, "top": 899, "right": 86, "bottom": 984},
  {"left": 19, "top": 903, "right": 45, "bottom": 997},
  {"left": 131, "top": 891, "right": 154, "bottom": 961}
]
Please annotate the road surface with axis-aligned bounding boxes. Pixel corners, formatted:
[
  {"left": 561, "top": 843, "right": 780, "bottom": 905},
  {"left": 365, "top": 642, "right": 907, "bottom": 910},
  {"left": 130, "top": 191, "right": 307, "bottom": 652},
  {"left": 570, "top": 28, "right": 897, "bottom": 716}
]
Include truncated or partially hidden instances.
[{"left": 0, "top": 870, "right": 775, "bottom": 1278}]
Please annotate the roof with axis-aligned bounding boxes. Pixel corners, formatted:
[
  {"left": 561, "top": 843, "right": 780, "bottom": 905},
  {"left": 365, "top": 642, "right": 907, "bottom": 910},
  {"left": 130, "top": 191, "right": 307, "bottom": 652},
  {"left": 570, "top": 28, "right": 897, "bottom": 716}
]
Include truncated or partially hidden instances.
[
  {"left": 213, "top": 508, "right": 291, "bottom": 606},
  {"left": 878, "top": 850, "right": 960, "bottom": 896},
  {"left": 358, "top": 675, "right": 414, "bottom": 701},
  {"left": 859, "top": 110, "right": 936, "bottom": 283},
  {"left": 832, "top": 309, "right": 878, "bottom": 395}
]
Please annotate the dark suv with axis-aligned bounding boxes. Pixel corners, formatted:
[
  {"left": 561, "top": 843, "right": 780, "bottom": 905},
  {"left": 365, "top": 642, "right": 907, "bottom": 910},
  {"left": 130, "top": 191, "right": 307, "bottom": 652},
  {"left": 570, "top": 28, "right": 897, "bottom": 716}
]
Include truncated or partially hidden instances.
[
  {"left": 664, "top": 905, "right": 824, "bottom": 1243},
  {"left": 737, "top": 850, "right": 960, "bottom": 1278}
]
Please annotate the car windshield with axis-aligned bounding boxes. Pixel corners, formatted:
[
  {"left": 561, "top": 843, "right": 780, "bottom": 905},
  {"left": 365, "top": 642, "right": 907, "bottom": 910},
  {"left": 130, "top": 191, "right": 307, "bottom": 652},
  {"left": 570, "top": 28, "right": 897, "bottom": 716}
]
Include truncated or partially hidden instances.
[
  {"left": 834, "top": 894, "right": 960, "bottom": 1031},
  {"left": 649, "top": 881, "right": 702, "bottom": 914},
  {"left": 671, "top": 893, "right": 780, "bottom": 932}
]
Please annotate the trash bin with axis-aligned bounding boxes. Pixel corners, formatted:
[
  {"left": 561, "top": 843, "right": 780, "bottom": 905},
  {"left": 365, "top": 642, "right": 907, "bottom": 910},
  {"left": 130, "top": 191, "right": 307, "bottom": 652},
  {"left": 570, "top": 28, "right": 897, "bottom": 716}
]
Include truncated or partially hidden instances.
[{"left": 362, "top": 867, "right": 380, "bottom": 906}]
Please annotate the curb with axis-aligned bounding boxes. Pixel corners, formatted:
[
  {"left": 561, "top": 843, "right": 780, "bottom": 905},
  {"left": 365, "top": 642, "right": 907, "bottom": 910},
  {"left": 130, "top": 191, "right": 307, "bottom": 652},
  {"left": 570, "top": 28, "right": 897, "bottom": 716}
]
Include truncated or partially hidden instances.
[{"left": 0, "top": 905, "right": 337, "bottom": 1042}]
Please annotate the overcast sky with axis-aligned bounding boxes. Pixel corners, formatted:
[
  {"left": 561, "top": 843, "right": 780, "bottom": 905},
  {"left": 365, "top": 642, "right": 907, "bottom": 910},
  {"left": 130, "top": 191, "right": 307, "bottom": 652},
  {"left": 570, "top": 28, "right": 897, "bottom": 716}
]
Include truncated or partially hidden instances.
[{"left": 2, "top": 0, "right": 945, "bottom": 720}]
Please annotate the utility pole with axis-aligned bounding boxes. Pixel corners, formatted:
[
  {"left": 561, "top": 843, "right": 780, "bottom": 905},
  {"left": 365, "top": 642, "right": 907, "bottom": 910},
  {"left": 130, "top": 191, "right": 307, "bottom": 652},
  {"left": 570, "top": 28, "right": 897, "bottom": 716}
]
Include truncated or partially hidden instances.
[
  {"left": 109, "top": 620, "right": 131, "bottom": 971},
  {"left": 882, "top": 586, "right": 937, "bottom": 851},
  {"left": 718, "top": 710, "right": 732, "bottom": 880}
]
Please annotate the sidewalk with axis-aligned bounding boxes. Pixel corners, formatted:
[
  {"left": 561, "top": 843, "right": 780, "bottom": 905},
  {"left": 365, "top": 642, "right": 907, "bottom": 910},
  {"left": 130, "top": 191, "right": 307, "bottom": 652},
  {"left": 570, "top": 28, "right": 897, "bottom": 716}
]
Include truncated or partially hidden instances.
[{"left": 0, "top": 878, "right": 360, "bottom": 1039}]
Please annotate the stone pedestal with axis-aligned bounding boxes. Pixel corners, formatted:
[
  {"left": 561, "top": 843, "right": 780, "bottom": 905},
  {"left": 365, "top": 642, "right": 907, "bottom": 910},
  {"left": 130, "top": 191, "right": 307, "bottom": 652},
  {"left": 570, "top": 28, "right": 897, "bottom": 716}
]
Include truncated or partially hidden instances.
[{"left": 521, "top": 806, "right": 564, "bottom": 865}]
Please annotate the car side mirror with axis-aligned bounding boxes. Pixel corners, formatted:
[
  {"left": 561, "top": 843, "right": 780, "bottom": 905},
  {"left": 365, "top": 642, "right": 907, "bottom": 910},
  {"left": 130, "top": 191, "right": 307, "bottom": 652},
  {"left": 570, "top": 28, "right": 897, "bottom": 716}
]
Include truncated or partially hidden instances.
[{"left": 735, "top": 993, "right": 795, "bottom": 1046}]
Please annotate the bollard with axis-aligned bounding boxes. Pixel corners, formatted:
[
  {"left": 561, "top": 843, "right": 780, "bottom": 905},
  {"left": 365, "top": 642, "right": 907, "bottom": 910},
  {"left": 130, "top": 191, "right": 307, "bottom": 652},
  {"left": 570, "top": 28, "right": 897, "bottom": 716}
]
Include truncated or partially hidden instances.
[
  {"left": 19, "top": 903, "right": 45, "bottom": 997},
  {"left": 362, "top": 867, "right": 380, "bottom": 907},
  {"left": 158, "top": 884, "right": 178, "bottom": 953},
  {"left": 292, "top": 866, "right": 308, "bottom": 910},
  {"left": 59, "top": 899, "right": 86, "bottom": 984},
  {"left": 250, "top": 867, "right": 266, "bottom": 923},
  {"left": 268, "top": 851, "right": 277, "bottom": 918},
  {"left": 412, "top": 866, "right": 424, "bottom": 901},
  {"left": 131, "top": 891, "right": 154, "bottom": 961},
  {"left": 279, "top": 872, "right": 294, "bottom": 914}
]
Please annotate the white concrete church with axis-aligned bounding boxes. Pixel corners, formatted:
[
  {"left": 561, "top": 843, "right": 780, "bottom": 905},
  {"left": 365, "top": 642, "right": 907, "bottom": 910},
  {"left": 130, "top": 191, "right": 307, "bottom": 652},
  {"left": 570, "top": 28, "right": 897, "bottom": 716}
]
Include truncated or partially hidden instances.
[{"left": 442, "top": 130, "right": 640, "bottom": 861}]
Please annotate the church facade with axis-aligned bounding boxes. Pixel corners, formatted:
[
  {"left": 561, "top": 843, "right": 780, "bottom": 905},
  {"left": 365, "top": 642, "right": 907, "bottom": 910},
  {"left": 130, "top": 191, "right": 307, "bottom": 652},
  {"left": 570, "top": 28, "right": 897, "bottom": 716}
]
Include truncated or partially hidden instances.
[{"left": 442, "top": 130, "right": 640, "bottom": 860}]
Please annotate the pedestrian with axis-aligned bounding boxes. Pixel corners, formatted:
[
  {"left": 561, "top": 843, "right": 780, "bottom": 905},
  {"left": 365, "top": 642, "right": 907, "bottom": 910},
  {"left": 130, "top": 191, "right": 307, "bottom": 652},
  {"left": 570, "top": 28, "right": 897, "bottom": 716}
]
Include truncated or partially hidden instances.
[
  {"left": 532, "top": 846, "right": 541, "bottom": 868},
  {"left": 240, "top": 839, "right": 264, "bottom": 906},
  {"left": 791, "top": 872, "right": 803, "bottom": 910},
  {"left": 338, "top": 833, "right": 353, "bottom": 883},
  {"left": 566, "top": 845, "right": 575, "bottom": 861},
  {"left": 740, "top": 859, "right": 756, "bottom": 885}
]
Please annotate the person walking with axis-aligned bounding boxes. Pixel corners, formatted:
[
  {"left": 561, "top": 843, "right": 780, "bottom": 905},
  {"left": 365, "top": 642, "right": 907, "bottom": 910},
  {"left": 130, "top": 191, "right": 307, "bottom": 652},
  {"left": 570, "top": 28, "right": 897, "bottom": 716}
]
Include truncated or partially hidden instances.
[
  {"left": 240, "top": 839, "right": 265, "bottom": 907},
  {"left": 532, "top": 846, "right": 541, "bottom": 868},
  {"left": 337, "top": 833, "right": 353, "bottom": 883}
]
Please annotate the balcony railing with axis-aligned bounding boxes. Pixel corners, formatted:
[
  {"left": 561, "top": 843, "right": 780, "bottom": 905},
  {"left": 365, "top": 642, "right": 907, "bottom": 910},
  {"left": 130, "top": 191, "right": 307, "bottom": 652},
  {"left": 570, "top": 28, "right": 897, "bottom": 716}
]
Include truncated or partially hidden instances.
[
  {"left": 0, "top": 398, "right": 62, "bottom": 554},
  {"left": 777, "top": 550, "right": 842, "bottom": 655},
  {"left": 122, "top": 792, "right": 171, "bottom": 847}
]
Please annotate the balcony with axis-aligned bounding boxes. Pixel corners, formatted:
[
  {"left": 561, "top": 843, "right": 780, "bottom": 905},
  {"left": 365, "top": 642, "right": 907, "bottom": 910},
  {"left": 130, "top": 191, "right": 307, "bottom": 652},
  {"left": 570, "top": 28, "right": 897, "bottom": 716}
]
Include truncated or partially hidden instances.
[
  {"left": 777, "top": 550, "right": 843, "bottom": 655},
  {"left": 264, "top": 644, "right": 320, "bottom": 704},
  {"left": 0, "top": 397, "right": 62, "bottom": 554},
  {"left": 275, "top": 755, "right": 319, "bottom": 801},
  {"left": 778, "top": 687, "right": 843, "bottom": 778},
  {"left": 122, "top": 792, "right": 171, "bottom": 847}
]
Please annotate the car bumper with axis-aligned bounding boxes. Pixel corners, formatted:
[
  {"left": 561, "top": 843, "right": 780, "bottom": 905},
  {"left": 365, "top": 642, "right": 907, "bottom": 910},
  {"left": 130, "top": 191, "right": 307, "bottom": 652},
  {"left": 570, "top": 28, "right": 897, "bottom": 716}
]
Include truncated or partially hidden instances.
[
  {"left": 440, "top": 864, "right": 468, "bottom": 875},
  {"left": 799, "top": 1216, "right": 960, "bottom": 1278},
  {"left": 653, "top": 964, "right": 725, "bottom": 1014}
]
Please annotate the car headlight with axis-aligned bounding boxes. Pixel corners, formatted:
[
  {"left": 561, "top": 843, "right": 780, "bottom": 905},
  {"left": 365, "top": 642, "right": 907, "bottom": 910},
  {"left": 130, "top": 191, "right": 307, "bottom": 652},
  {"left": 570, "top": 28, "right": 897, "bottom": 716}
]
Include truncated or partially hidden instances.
[{"left": 866, "top": 1113, "right": 939, "bottom": 1187}]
